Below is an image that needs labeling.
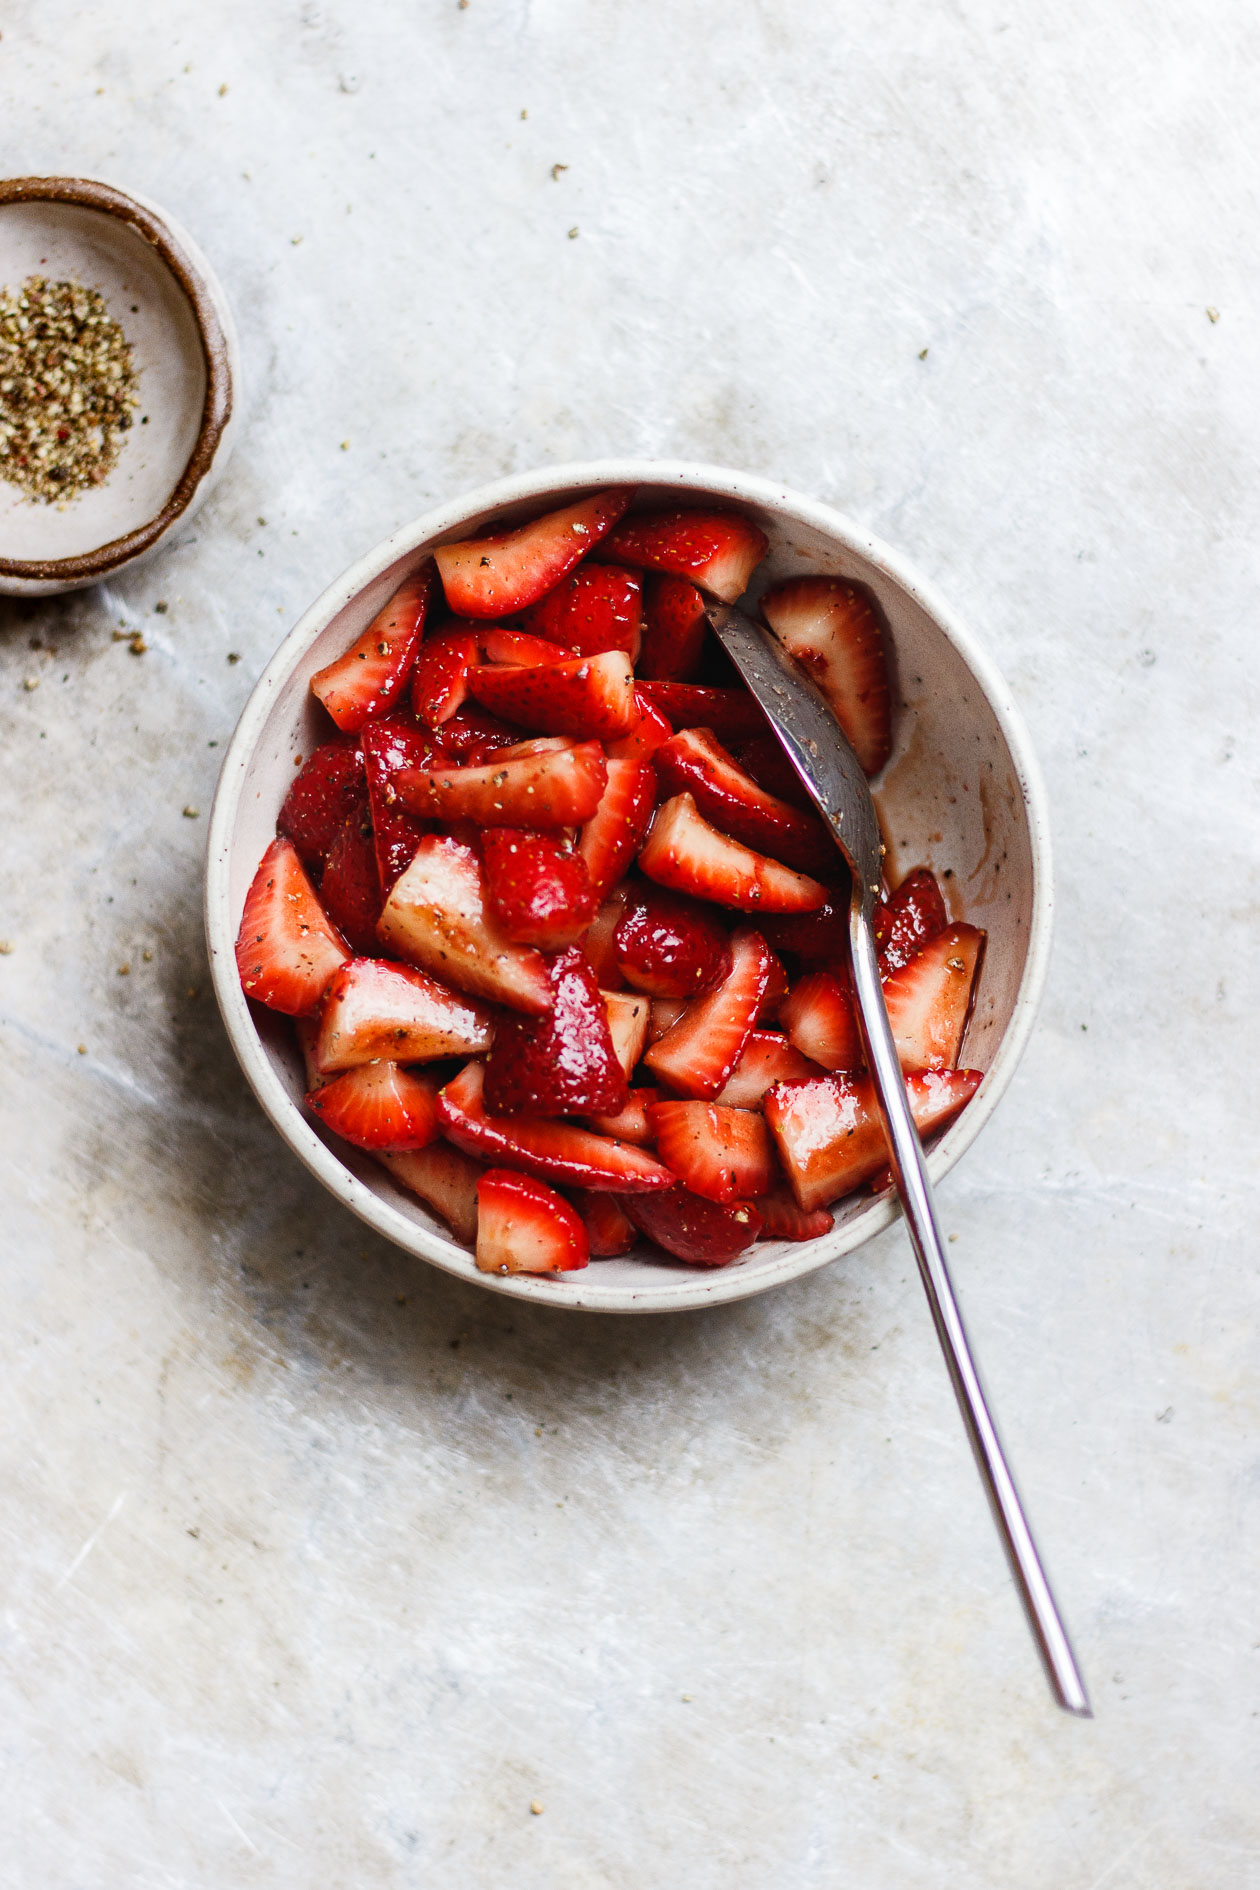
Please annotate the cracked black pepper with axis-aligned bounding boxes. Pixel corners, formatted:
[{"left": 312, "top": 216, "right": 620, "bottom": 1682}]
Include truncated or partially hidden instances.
[{"left": 0, "top": 275, "right": 140, "bottom": 503}]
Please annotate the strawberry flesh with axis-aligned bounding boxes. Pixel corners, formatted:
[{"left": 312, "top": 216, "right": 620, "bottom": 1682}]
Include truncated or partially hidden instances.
[
  {"left": 484, "top": 947, "right": 628, "bottom": 1118},
  {"left": 734, "top": 732, "right": 815, "bottom": 811},
  {"left": 761, "top": 575, "right": 892, "bottom": 775},
  {"left": 577, "top": 756, "right": 656, "bottom": 903},
  {"left": 435, "top": 487, "right": 635, "bottom": 619},
  {"left": 316, "top": 955, "right": 493, "bottom": 1071},
  {"left": 410, "top": 626, "right": 478, "bottom": 727},
  {"left": 478, "top": 627, "right": 573, "bottom": 666},
  {"left": 639, "top": 793, "right": 828, "bottom": 914},
  {"left": 605, "top": 690, "right": 675, "bottom": 761},
  {"left": 602, "top": 507, "right": 769, "bottom": 603},
  {"left": 235, "top": 837, "right": 351, "bottom": 1016},
  {"left": 581, "top": 884, "right": 632, "bottom": 987},
  {"left": 379, "top": 1143, "right": 483, "bottom": 1245},
  {"left": 586, "top": 1088, "right": 656, "bottom": 1145},
  {"left": 635, "top": 681, "right": 766, "bottom": 746},
  {"left": 653, "top": 726, "right": 835, "bottom": 874},
  {"left": 645, "top": 925, "right": 770, "bottom": 1098},
  {"left": 602, "top": 988, "right": 650, "bottom": 1077},
  {"left": 612, "top": 884, "right": 731, "bottom": 998},
  {"left": 308, "top": 1061, "right": 440, "bottom": 1151},
  {"left": 432, "top": 700, "right": 520, "bottom": 759},
  {"left": 362, "top": 713, "right": 447, "bottom": 892},
  {"left": 467, "top": 649, "right": 638, "bottom": 741},
  {"left": 377, "top": 834, "right": 553, "bottom": 1013},
  {"left": 759, "top": 896, "right": 852, "bottom": 967},
  {"left": 620, "top": 1188, "right": 763, "bottom": 1266},
  {"left": 780, "top": 969, "right": 863, "bottom": 1072},
  {"left": 754, "top": 1187, "right": 835, "bottom": 1242},
  {"left": 482, "top": 828, "right": 597, "bottom": 948},
  {"left": 277, "top": 737, "right": 366, "bottom": 867},
  {"left": 517, "top": 562, "right": 643, "bottom": 658},
  {"left": 568, "top": 1189, "right": 638, "bottom": 1256},
  {"left": 437, "top": 1060, "right": 673, "bottom": 1192},
  {"left": 394, "top": 739, "right": 606, "bottom": 828},
  {"left": 881, "top": 923, "right": 984, "bottom": 1071},
  {"left": 874, "top": 867, "right": 949, "bottom": 973},
  {"left": 648, "top": 1100, "right": 776, "bottom": 1205},
  {"left": 311, "top": 562, "right": 434, "bottom": 732},
  {"left": 764, "top": 1068, "right": 983, "bottom": 1211},
  {"left": 713, "top": 1029, "right": 822, "bottom": 1108},
  {"left": 475, "top": 1169, "right": 590, "bottom": 1273},
  {"left": 319, "top": 802, "right": 383, "bottom": 955},
  {"left": 637, "top": 573, "right": 708, "bottom": 680}
]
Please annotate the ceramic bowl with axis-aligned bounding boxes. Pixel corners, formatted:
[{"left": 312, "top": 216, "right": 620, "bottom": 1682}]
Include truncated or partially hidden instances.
[
  {"left": 206, "top": 461, "right": 1052, "bottom": 1314},
  {"left": 0, "top": 176, "right": 238, "bottom": 595}
]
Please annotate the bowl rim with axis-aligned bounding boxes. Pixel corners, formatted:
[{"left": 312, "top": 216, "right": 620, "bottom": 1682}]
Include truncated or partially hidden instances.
[
  {"left": 205, "top": 459, "right": 1054, "bottom": 1314},
  {"left": 0, "top": 174, "right": 236, "bottom": 583}
]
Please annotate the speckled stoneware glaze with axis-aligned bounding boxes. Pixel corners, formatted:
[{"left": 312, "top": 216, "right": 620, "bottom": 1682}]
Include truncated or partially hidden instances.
[
  {"left": 206, "top": 461, "right": 1053, "bottom": 1313},
  {"left": 0, "top": 176, "right": 239, "bottom": 595}
]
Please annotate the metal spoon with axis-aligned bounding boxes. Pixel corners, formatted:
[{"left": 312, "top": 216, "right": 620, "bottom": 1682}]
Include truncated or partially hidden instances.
[{"left": 705, "top": 601, "right": 1091, "bottom": 1718}]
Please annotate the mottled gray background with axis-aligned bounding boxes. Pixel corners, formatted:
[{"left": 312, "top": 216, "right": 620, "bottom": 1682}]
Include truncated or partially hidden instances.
[{"left": 2, "top": 2, "right": 1258, "bottom": 1884}]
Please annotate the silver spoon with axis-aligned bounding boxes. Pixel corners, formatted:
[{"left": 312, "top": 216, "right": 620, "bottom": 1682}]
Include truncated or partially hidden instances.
[{"left": 705, "top": 601, "right": 1091, "bottom": 1718}]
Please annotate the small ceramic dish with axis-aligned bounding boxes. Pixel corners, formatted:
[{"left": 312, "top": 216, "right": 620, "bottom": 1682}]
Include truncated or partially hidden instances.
[
  {"left": 205, "top": 462, "right": 1053, "bottom": 1314},
  {"left": 0, "top": 176, "right": 238, "bottom": 596}
]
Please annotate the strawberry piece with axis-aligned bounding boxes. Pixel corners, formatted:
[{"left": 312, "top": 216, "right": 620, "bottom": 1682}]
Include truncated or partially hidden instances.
[
  {"left": 780, "top": 970, "right": 863, "bottom": 1072},
  {"left": 637, "top": 574, "right": 707, "bottom": 680},
  {"left": 478, "top": 627, "right": 574, "bottom": 666},
  {"left": 435, "top": 488, "right": 635, "bottom": 619},
  {"left": 294, "top": 1014, "right": 328, "bottom": 1092},
  {"left": 605, "top": 690, "right": 674, "bottom": 761},
  {"left": 586, "top": 1088, "right": 655, "bottom": 1145},
  {"left": 568, "top": 1189, "right": 637, "bottom": 1256},
  {"left": 636, "top": 681, "right": 766, "bottom": 746},
  {"left": 437, "top": 1061, "right": 673, "bottom": 1192},
  {"left": 307, "top": 1060, "right": 440, "bottom": 1151},
  {"left": 277, "top": 737, "right": 366, "bottom": 867},
  {"left": 378, "top": 835, "right": 552, "bottom": 1013},
  {"left": 640, "top": 794, "right": 828, "bottom": 914},
  {"left": 612, "top": 884, "right": 731, "bottom": 999},
  {"left": 482, "top": 828, "right": 597, "bottom": 948},
  {"left": 475, "top": 1170, "right": 589, "bottom": 1274},
  {"left": 467, "top": 649, "right": 638, "bottom": 741},
  {"left": 882, "top": 923, "right": 985, "bottom": 1070},
  {"left": 620, "top": 1188, "right": 762, "bottom": 1266},
  {"left": 319, "top": 801, "right": 383, "bottom": 955},
  {"left": 518, "top": 563, "right": 643, "bottom": 658},
  {"left": 394, "top": 739, "right": 607, "bottom": 828},
  {"left": 484, "top": 948, "right": 627, "bottom": 1118},
  {"left": 648, "top": 1100, "right": 775, "bottom": 1205},
  {"left": 577, "top": 756, "right": 656, "bottom": 903},
  {"left": 760, "top": 950, "right": 790, "bottom": 1022},
  {"left": 379, "top": 1143, "right": 482, "bottom": 1245},
  {"left": 581, "top": 884, "right": 632, "bottom": 986},
  {"left": 647, "top": 997, "right": 686, "bottom": 1043},
  {"left": 436, "top": 701, "right": 521, "bottom": 759},
  {"left": 315, "top": 956, "right": 493, "bottom": 1071},
  {"left": 713, "top": 1030, "right": 822, "bottom": 1108},
  {"left": 410, "top": 626, "right": 478, "bottom": 727},
  {"left": 734, "top": 732, "right": 814, "bottom": 811},
  {"left": 311, "top": 562, "right": 434, "bottom": 732},
  {"left": 764, "top": 1068, "right": 983, "bottom": 1210},
  {"left": 874, "top": 866, "right": 950, "bottom": 974},
  {"left": 653, "top": 726, "right": 835, "bottom": 875},
  {"left": 362, "top": 714, "right": 447, "bottom": 892},
  {"left": 754, "top": 1186, "right": 835, "bottom": 1242},
  {"left": 601, "top": 508, "right": 768, "bottom": 603},
  {"left": 645, "top": 926, "right": 770, "bottom": 1098},
  {"left": 602, "top": 990, "right": 650, "bottom": 1077},
  {"left": 759, "top": 897, "right": 851, "bottom": 966},
  {"left": 761, "top": 576, "right": 892, "bottom": 775},
  {"left": 235, "top": 838, "right": 351, "bottom": 1015}
]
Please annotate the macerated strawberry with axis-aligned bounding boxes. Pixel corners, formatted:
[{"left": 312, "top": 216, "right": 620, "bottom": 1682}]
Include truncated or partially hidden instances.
[
  {"left": 604, "top": 690, "right": 675, "bottom": 761},
  {"left": 640, "top": 793, "right": 828, "bottom": 914},
  {"left": 482, "top": 828, "right": 597, "bottom": 948},
  {"left": 379, "top": 1142, "right": 482, "bottom": 1245},
  {"left": 410, "top": 626, "right": 478, "bottom": 727},
  {"left": 394, "top": 739, "right": 606, "bottom": 829},
  {"left": 435, "top": 488, "right": 635, "bottom": 619},
  {"left": 477, "top": 627, "right": 574, "bottom": 667},
  {"left": 648, "top": 1101, "right": 775, "bottom": 1205},
  {"left": 636, "top": 681, "right": 766, "bottom": 746},
  {"left": 734, "top": 732, "right": 814, "bottom": 811},
  {"left": 577, "top": 756, "right": 656, "bottom": 903},
  {"left": 484, "top": 947, "right": 627, "bottom": 1118},
  {"left": 362, "top": 714, "right": 447, "bottom": 892},
  {"left": 586, "top": 1088, "right": 656, "bottom": 1145},
  {"left": 647, "top": 997, "right": 686, "bottom": 1042},
  {"left": 764, "top": 1068, "right": 982, "bottom": 1210},
  {"left": 645, "top": 926, "right": 770, "bottom": 1098},
  {"left": 754, "top": 1187, "right": 835, "bottom": 1242},
  {"left": 438, "top": 701, "right": 522, "bottom": 759},
  {"left": 882, "top": 923, "right": 984, "bottom": 1070},
  {"left": 653, "top": 726, "right": 835, "bottom": 874},
  {"left": 602, "top": 508, "right": 769, "bottom": 603},
  {"left": 759, "top": 897, "right": 851, "bottom": 966},
  {"left": 602, "top": 989, "right": 650, "bottom": 1077},
  {"left": 760, "top": 950, "right": 790, "bottom": 1022},
  {"left": 294, "top": 1013, "right": 328, "bottom": 1092},
  {"left": 475, "top": 1169, "right": 590, "bottom": 1273},
  {"left": 713, "top": 1030, "right": 822, "bottom": 1107},
  {"left": 319, "top": 802, "right": 382, "bottom": 955},
  {"left": 307, "top": 1060, "right": 440, "bottom": 1151},
  {"left": 874, "top": 866, "right": 950, "bottom": 973},
  {"left": 637, "top": 573, "right": 708, "bottom": 680},
  {"left": 518, "top": 563, "right": 643, "bottom": 659},
  {"left": 761, "top": 575, "right": 892, "bottom": 775},
  {"left": 377, "top": 834, "right": 552, "bottom": 1013},
  {"left": 277, "top": 737, "right": 366, "bottom": 867},
  {"left": 235, "top": 837, "right": 351, "bottom": 1016},
  {"left": 620, "top": 1188, "right": 763, "bottom": 1266},
  {"left": 780, "top": 970, "right": 863, "bottom": 1072},
  {"left": 437, "top": 1061, "right": 673, "bottom": 1192},
  {"left": 612, "top": 884, "right": 731, "bottom": 998},
  {"left": 316, "top": 956, "right": 493, "bottom": 1071},
  {"left": 568, "top": 1189, "right": 637, "bottom": 1256},
  {"left": 311, "top": 562, "right": 434, "bottom": 731},
  {"left": 467, "top": 649, "right": 638, "bottom": 741},
  {"left": 581, "top": 884, "right": 632, "bottom": 986}
]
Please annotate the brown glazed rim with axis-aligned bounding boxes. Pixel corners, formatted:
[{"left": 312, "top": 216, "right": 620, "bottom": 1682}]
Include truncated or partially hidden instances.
[{"left": 0, "top": 175, "right": 234, "bottom": 581}]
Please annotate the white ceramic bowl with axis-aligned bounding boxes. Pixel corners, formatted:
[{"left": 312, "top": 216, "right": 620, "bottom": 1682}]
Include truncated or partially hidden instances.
[{"left": 206, "top": 462, "right": 1052, "bottom": 1314}]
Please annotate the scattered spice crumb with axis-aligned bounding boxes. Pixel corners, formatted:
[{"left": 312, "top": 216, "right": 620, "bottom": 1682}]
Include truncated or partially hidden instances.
[
  {"left": 918, "top": 346, "right": 929, "bottom": 359},
  {"left": 520, "top": 108, "right": 528, "bottom": 119},
  {"left": 0, "top": 275, "right": 139, "bottom": 501},
  {"left": 154, "top": 600, "right": 168, "bottom": 613},
  {"left": 681, "top": 1693, "right": 692, "bottom": 1702},
  {"left": 529, "top": 1800, "right": 543, "bottom": 1816},
  {"left": 340, "top": 439, "right": 350, "bottom": 450},
  {"left": 77, "top": 1043, "right": 87, "bottom": 1055},
  {"left": 142, "top": 949, "right": 153, "bottom": 962},
  {"left": 567, "top": 226, "right": 579, "bottom": 239},
  {"left": 183, "top": 805, "right": 200, "bottom": 818},
  {"left": 551, "top": 163, "right": 568, "bottom": 180},
  {"left": 23, "top": 676, "right": 39, "bottom": 691},
  {"left": 0, "top": 940, "right": 12, "bottom": 955},
  {"left": 948, "top": 1232, "right": 959, "bottom": 1243},
  {"left": 257, "top": 515, "right": 267, "bottom": 526},
  {"left": 1206, "top": 306, "right": 1220, "bottom": 323},
  {"left": 128, "top": 634, "right": 147, "bottom": 655},
  {"left": 291, "top": 235, "right": 303, "bottom": 246},
  {"left": 293, "top": 753, "right": 304, "bottom": 768},
  {"left": 218, "top": 82, "right": 229, "bottom": 96},
  {"left": 227, "top": 650, "right": 240, "bottom": 663},
  {"left": 117, "top": 963, "right": 131, "bottom": 976},
  {"left": 186, "top": 986, "right": 199, "bottom": 999}
]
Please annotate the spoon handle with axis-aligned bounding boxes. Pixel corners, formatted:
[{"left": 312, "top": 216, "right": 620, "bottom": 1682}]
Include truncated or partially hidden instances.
[{"left": 848, "top": 902, "right": 1092, "bottom": 1717}]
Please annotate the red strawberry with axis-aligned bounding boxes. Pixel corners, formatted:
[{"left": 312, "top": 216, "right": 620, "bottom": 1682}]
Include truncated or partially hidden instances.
[
  {"left": 467, "top": 649, "right": 637, "bottom": 741},
  {"left": 753, "top": 1187, "right": 835, "bottom": 1242},
  {"left": 517, "top": 563, "right": 643, "bottom": 658},
  {"left": 581, "top": 884, "right": 633, "bottom": 987},
  {"left": 411, "top": 626, "right": 478, "bottom": 727},
  {"left": 482, "top": 828, "right": 597, "bottom": 948},
  {"left": 637, "top": 574, "right": 707, "bottom": 680},
  {"left": 881, "top": 923, "right": 984, "bottom": 1070},
  {"left": 612, "top": 884, "right": 731, "bottom": 999},
  {"left": 779, "top": 970, "right": 863, "bottom": 1072},
  {"left": 311, "top": 562, "right": 434, "bottom": 732},
  {"left": 436, "top": 701, "right": 522, "bottom": 760},
  {"left": 759, "top": 897, "right": 851, "bottom": 967},
  {"left": 874, "top": 866, "right": 949, "bottom": 973},
  {"left": 435, "top": 487, "right": 634, "bottom": 618},
  {"left": 604, "top": 690, "right": 674, "bottom": 762},
  {"left": 586, "top": 1088, "right": 656, "bottom": 1145},
  {"left": 734, "top": 732, "right": 814, "bottom": 811},
  {"left": 437, "top": 1061, "right": 673, "bottom": 1192},
  {"left": 568, "top": 1189, "right": 637, "bottom": 1256},
  {"left": 761, "top": 576, "right": 892, "bottom": 775},
  {"left": 577, "top": 756, "right": 656, "bottom": 903},
  {"left": 653, "top": 726, "right": 836, "bottom": 875},
  {"left": 645, "top": 926, "right": 770, "bottom": 1098},
  {"left": 394, "top": 739, "right": 606, "bottom": 828},
  {"left": 477, "top": 627, "right": 574, "bottom": 666},
  {"left": 379, "top": 1142, "right": 482, "bottom": 1245},
  {"left": 362, "top": 714, "right": 447, "bottom": 892},
  {"left": 602, "top": 989, "right": 650, "bottom": 1078},
  {"left": 713, "top": 1030, "right": 822, "bottom": 1108},
  {"left": 635, "top": 681, "right": 766, "bottom": 746},
  {"left": 647, "top": 997, "right": 686, "bottom": 1042},
  {"left": 307, "top": 1060, "right": 440, "bottom": 1151},
  {"left": 620, "top": 1188, "right": 763, "bottom": 1266},
  {"left": 484, "top": 947, "right": 628, "bottom": 1118},
  {"left": 294, "top": 1013, "right": 328, "bottom": 1092},
  {"left": 760, "top": 950, "right": 790, "bottom": 1022},
  {"left": 639, "top": 793, "right": 828, "bottom": 914},
  {"left": 764, "top": 1068, "right": 982, "bottom": 1211},
  {"left": 315, "top": 956, "right": 494, "bottom": 1071},
  {"left": 318, "top": 803, "right": 382, "bottom": 955},
  {"left": 601, "top": 508, "right": 768, "bottom": 602},
  {"left": 648, "top": 1101, "right": 776, "bottom": 1206},
  {"left": 277, "top": 737, "right": 366, "bottom": 867},
  {"left": 475, "top": 1170, "right": 590, "bottom": 1274},
  {"left": 235, "top": 837, "right": 351, "bottom": 1015},
  {"left": 378, "top": 834, "right": 552, "bottom": 1013}
]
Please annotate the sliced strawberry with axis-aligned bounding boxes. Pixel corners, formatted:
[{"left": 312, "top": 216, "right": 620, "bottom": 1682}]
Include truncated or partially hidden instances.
[
  {"left": 568, "top": 1189, "right": 637, "bottom": 1256},
  {"left": 307, "top": 1060, "right": 440, "bottom": 1151},
  {"left": 277, "top": 737, "right": 366, "bottom": 867},
  {"left": 378, "top": 835, "right": 552, "bottom": 1013},
  {"left": 318, "top": 803, "right": 382, "bottom": 955},
  {"left": 586, "top": 1088, "right": 656, "bottom": 1145},
  {"left": 882, "top": 923, "right": 984, "bottom": 1071},
  {"left": 394, "top": 739, "right": 606, "bottom": 828},
  {"left": 874, "top": 866, "right": 949, "bottom": 974},
  {"left": 410, "top": 626, "right": 478, "bottom": 727},
  {"left": 379, "top": 1142, "right": 483, "bottom": 1244},
  {"left": 482, "top": 828, "right": 597, "bottom": 948},
  {"left": 780, "top": 970, "right": 862, "bottom": 1072},
  {"left": 517, "top": 563, "right": 643, "bottom": 658},
  {"left": 620, "top": 1188, "right": 762, "bottom": 1266},
  {"left": 635, "top": 681, "right": 766, "bottom": 746},
  {"left": 754, "top": 1186, "right": 835, "bottom": 1242},
  {"left": 601, "top": 508, "right": 768, "bottom": 603},
  {"left": 640, "top": 793, "right": 828, "bottom": 914},
  {"left": 235, "top": 838, "right": 351, "bottom": 1016},
  {"left": 362, "top": 714, "right": 447, "bottom": 892},
  {"left": 760, "top": 950, "right": 790, "bottom": 1022},
  {"left": 484, "top": 947, "right": 627, "bottom": 1118},
  {"left": 764, "top": 1068, "right": 983, "bottom": 1211},
  {"left": 311, "top": 562, "right": 434, "bottom": 732},
  {"left": 477, "top": 627, "right": 574, "bottom": 666},
  {"left": 577, "top": 756, "right": 656, "bottom": 903},
  {"left": 294, "top": 1013, "right": 328, "bottom": 1092},
  {"left": 713, "top": 1030, "right": 822, "bottom": 1108},
  {"left": 604, "top": 690, "right": 674, "bottom": 761},
  {"left": 435, "top": 488, "right": 634, "bottom": 619},
  {"left": 647, "top": 997, "right": 686, "bottom": 1043},
  {"left": 759, "top": 897, "right": 851, "bottom": 967},
  {"left": 475, "top": 1169, "right": 589, "bottom": 1274},
  {"left": 466, "top": 649, "right": 638, "bottom": 741},
  {"left": 437, "top": 701, "right": 522, "bottom": 759},
  {"left": 637, "top": 574, "right": 708, "bottom": 680},
  {"left": 315, "top": 956, "right": 493, "bottom": 1071},
  {"left": 653, "top": 726, "right": 835, "bottom": 875},
  {"left": 581, "top": 884, "right": 632, "bottom": 986},
  {"left": 645, "top": 926, "right": 770, "bottom": 1099},
  {"left": 761, "top": 576, "right": 892, "bottom": 775},
  {"left": 437, "top": 1061, "right": 673, "bottom": 1192},
  {"left": 612, "top": 884, "right": 731, "bottom": 999},
  {"left": 602, "top": 989, "right": 650, "bottom": 1078},
  {"left": 648, "top": 1101, "right": 775, "bottom": 1206},
  {"left": 734, "top": 732, "right": 814, "bottom": 811}
]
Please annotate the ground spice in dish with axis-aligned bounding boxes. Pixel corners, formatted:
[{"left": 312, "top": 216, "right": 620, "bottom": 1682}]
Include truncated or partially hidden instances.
[{"left": 0, "top": 275, "right": 139, "bottom": 503}]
